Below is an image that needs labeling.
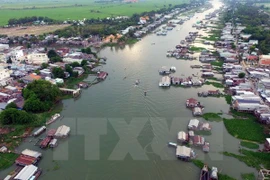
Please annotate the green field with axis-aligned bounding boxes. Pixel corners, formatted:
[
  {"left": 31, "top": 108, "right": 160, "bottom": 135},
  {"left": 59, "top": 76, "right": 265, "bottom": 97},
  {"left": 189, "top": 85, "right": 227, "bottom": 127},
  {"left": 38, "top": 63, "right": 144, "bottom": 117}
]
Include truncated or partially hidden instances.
[{"left": 0, "top": 0, "right": 189, "bottom": 26}]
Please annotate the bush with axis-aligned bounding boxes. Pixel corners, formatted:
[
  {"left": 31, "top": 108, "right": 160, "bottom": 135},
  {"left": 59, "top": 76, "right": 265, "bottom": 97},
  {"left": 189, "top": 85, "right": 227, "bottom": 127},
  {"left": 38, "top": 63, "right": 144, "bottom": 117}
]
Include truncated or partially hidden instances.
[
  {"left": 5, "top": 102, "right": 18, "bottom": 109},
  {"left": 0, "top": 108, "right": 36, "bottom": 125},
  {"left": 238, "top": 72, "right": 245, "bottom": 78}
]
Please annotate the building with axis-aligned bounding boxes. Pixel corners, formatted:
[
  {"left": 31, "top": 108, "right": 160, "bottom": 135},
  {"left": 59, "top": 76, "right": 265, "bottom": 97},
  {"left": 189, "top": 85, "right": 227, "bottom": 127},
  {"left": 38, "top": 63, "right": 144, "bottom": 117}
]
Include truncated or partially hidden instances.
[
  {"left": 21, "top": 149, "right": 42, "bottom": 159},
  {"left": 186, "top": 98, "right": 199, "bottom": 108},
  {"left": 21, "top": 73, "right": 41, "bottom": 84},
  {"left": 193, "top": 107, "right": 203, "bottom": 116},
  {"left": 14, "top": 164, "right": 38, "bottom": 180},
  {"left": 27, "top": 53, "right": 49, "bottom": 64},
  {"left": 193, "top": 135, "right": 205, "bottom": 146},
  {"left": 177, "top": 131, "right": 188, "bottom": 143},
  {"left": 264, "top": 138, "right": 270, "bottom": 151},
  {"left": 259, "top": 55, "right": 270, "bottom": 66},
  {"left": 176, "top": 145, "right": 193, "bottom": 161},
  {"left": 188, "top": 119, "right": 200, "bottom": 130},
  {"left": 55, "top": 125, "right": 70, "bottom": 138},
  {"left": 0, "top": 69, "right": 11, "bottom": 86},
  {"left": 159, "top": 76, "right": 171, "bottom": 87}
]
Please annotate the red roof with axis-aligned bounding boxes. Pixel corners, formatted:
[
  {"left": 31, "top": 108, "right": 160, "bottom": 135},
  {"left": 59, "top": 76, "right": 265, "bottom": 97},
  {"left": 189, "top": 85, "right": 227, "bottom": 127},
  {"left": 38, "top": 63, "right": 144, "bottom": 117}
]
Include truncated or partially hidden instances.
[
  {"left": 47, "top": 129, "right": 56, "bottom": 137},
  {"left": 40, "top": 137, "right": 52, "bottom": 148},
  {"left": 248, "top": 55, "right": 258, "bottom": 61},
  {"left": 186, "top": 98, "right": 198, "bottom": 104},
  {"left": 16, "top": 155, "right": 37, "bottom": 166}
]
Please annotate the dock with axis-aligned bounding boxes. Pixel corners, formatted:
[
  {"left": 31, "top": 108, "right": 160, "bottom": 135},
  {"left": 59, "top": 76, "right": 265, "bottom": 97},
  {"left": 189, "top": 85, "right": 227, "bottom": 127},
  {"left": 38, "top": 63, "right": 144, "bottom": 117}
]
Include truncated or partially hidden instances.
[{"left": 59, "top": 88, "right": 81, "bottom": 98}]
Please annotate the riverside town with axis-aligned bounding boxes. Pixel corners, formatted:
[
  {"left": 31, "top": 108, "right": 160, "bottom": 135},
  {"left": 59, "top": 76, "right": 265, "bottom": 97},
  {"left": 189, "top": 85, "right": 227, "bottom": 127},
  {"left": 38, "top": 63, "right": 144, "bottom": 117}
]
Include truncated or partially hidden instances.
[{"left": 1, "top": 0, "right": 270, "bottom": 179}]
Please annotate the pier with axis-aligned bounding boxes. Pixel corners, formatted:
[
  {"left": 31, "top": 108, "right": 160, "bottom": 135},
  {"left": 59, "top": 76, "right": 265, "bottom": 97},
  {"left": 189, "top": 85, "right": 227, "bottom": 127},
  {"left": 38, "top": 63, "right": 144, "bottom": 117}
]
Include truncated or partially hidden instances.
[{"left": 59, "top": 88, "right": 82, "bottom": 98}]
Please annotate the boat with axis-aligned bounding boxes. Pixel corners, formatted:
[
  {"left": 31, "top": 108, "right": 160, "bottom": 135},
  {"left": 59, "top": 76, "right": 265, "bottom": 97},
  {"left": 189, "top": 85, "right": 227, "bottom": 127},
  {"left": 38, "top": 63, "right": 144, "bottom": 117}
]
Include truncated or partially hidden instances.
[
  {"left": 46, "top": 113, "right": 61, "bottom": 125},
  {"left": 33, "top": 126, "right": 46, "bottom": 137},
  {"left": 210, "top": 167, "right": 218, "bottom": 180},
  {"left": 159, "top": 67, "right": 171, "bottom": 75},
  {"left": 200, "top": 165, "right": 210, "bottom": 180},
  {"left": 168, "top": 142, "right": 177, "bottom": 147},
  {"left": 135, "top": 79, "right": 140, "bottom": 85}
]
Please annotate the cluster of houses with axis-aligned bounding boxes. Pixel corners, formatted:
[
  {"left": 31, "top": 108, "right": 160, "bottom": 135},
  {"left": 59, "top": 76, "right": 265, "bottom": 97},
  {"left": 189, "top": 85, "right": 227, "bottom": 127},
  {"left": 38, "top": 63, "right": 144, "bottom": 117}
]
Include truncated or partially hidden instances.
[
  {"left": 169, "top": 119, "right": 211, "bottom": 161},
  {"left": 2, "top": 123, "right": 71, "bottom": 179},
  {"left": 0, "top": 44, "right": 109, "bottom": 110},
  {"left": 186, "top": 98, "right": 204, "bottom": 116},
  {"left": 216, "top": 19, "right": 270, "bottom": 152},
  {"left": 158, "top": 67, "right": 204, "bottom": 88}
]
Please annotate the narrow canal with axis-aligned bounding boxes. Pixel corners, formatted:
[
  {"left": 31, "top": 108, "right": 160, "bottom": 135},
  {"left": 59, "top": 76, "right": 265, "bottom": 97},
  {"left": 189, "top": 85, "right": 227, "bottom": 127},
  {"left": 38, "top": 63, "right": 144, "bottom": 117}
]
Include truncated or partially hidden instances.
[{"left": 0, "top": 0, "right": 258, "bottom": 179}]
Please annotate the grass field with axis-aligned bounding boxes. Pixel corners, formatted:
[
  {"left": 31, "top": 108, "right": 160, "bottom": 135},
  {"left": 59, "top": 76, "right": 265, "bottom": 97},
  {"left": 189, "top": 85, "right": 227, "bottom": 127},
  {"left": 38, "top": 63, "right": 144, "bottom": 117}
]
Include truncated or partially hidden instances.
[{"left": 0, "top": 0, "right": 189, "bottom": 26}]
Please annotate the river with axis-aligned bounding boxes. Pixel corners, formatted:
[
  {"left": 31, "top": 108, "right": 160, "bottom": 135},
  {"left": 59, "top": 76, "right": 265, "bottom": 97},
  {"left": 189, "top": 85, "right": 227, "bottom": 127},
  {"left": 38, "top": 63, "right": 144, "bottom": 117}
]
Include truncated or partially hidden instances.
[{"left": 0, "top": 0, "right": 258, "bottom": 179}]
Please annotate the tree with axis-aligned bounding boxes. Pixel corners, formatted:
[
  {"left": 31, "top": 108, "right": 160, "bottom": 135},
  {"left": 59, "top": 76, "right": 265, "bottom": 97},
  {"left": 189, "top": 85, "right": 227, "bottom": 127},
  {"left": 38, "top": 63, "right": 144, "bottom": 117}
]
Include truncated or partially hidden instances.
[
  {"left": 50, "top": 56, "right": 62, "bottom": 63},
  {"left": 41, "top": 63, "right": 48, "bottom": 69},
  {"left": 23, "top": 95, "right": 50, "bottom": 113},
  {"left": 70, "top": 62, "right": 80, "bottom": 67},
  {"left": 52, "top": 67, "right": 65, "bottom": 78},
  {"left": 65, "top": 64, "right": 73, "bottom": 76},
  {"left": 6, "top": 102, "right": 18, "bottom": 109},
  {"left": 47, "top": 49, "right": 58, "bottom": 58},
  {"left": 81, "top": 60, "right": 88, "bottom": 67},
  {"left": 0, "top": 108, "right": 36, "bottom": 125},
  {"left": 238, "top": 72, "right": 246, "bottom": 78},
  {"left": 23, "top": 80, "right": 60, "bottom": 102}
]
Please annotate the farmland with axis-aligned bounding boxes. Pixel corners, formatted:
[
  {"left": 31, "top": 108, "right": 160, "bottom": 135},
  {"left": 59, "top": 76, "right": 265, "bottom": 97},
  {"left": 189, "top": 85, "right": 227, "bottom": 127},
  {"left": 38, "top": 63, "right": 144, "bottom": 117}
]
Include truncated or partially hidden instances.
[
  {"left": 0, "top": 24, "right": 70, "bottom": 36},
  {"left": 0, "top": 0, "right": 189, "bottom": 26}
]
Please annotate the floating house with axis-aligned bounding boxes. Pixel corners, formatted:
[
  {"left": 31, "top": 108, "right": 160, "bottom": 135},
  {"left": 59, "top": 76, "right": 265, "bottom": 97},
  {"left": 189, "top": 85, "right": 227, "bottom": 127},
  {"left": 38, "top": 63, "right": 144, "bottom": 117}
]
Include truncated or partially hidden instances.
[
  {"left": 193, "top": 135, "right": 205, "bottom": 146},
  {"left": 49, "top": 138, "right": 58, "bottom": 148},
  {"left": 21, "top": 149, "right": 42, "bottom": 159},
  {"left": 55, "top": 125, "right": 70, "bottom": 138},
  {"left": 177, "top": 131, "right": 188, "bottom": 143},
  {"left": 203, "top": 142, "right": 210, "bottom": 153},
  {"left": 159, "top": 76, "right": 171, "bottom": 87},
  {"left": 16, "top": 149, "right": 42, "bottom": 166},
  {"left": 193, "top": 107, "right": 203, "bottom": 116},
  {"left": 200, "top": 122, "right": 211, "bottom": 131},
  {"left": 47, "top": 129, "right": 56, "bottom": 137},
  {"left": 15, "top": 155, "right": 38, "bottom": 166},
  {"left": 186, "top": 98, "right": 199, "bottom": 108},
  {"left": 176, "top": 145, "right": 194, "bottom": 161},
  {"left": 39, "top": 137, "right": 52, "bottom": 149},
  {"left": 14, "top": 164, "right": 41, "bottom": 180},
  {"left": 188, "top": 119, "right": 200, "bottom": 130}
]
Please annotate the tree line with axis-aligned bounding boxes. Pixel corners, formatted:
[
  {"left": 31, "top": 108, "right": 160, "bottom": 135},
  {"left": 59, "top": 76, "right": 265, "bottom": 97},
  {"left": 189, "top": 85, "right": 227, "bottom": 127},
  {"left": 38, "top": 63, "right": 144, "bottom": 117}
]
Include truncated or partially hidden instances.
[
  {"left": 223, "top": 3, "right": 270, "bottom": 54},
  {"left": 8, "top": 16, "right": 60, "bottom": 26}
]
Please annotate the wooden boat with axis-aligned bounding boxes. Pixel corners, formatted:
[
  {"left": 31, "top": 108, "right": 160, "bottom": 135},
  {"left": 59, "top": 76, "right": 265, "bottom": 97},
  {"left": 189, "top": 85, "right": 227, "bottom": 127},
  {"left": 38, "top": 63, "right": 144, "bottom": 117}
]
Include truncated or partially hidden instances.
[
  {"left": 46, "top": 114, "right": 60, "bottom": 125},
  {"left": 168, "top": 142, "right": 177, "bottom": 147},
  {"left": 200, "top": 165, "right": 210, "bottom": 180}
]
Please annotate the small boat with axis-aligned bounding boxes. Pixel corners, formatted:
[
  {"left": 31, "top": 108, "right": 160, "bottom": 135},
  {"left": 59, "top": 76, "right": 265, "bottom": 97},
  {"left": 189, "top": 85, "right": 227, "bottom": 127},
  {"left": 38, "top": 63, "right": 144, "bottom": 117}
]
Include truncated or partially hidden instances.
[
  {"left": 46, "top": 113, "right": 61, "bottom": 125},
  {"left": 170, "top": 66, "right": 176, "bottom": 72},
  {"left": 200, "top": 165, "right": 210, "bottom": 180},
  {"left": 168, "top": 142, "right": 177, "bottom": 147},
  {"left": 135, "top": 79, "right": 140, "bottom": 85},
  {"left": 210, "top": 167, "right": 218, "bottom": 180}
]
